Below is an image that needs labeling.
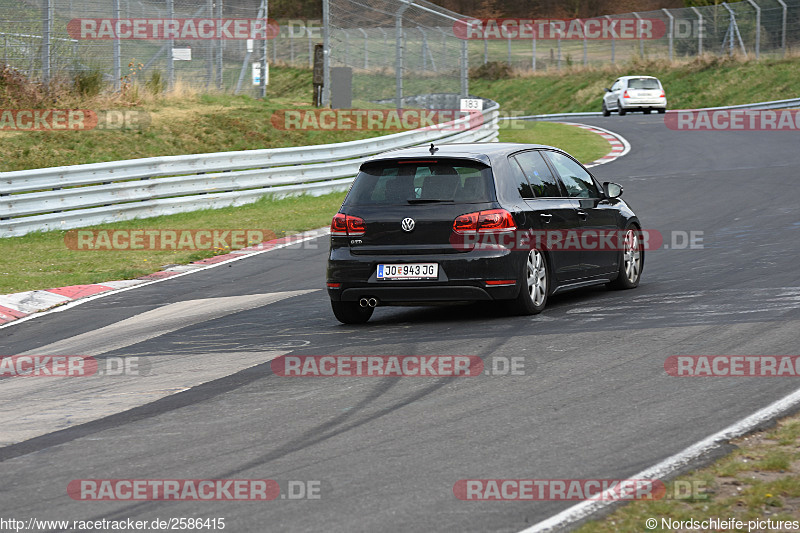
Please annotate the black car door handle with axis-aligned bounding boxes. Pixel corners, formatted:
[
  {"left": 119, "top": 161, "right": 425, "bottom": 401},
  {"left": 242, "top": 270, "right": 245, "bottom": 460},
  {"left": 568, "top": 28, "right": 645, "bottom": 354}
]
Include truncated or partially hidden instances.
[{"left": 576, "top": 210, "right": 588, "bottom": 219}]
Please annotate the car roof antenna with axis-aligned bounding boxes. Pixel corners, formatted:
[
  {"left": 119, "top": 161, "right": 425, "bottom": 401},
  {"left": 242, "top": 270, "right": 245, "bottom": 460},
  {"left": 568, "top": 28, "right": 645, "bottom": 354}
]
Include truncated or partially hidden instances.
[{"left": 429, "top": 143, "right": 439, "bottom": 155}]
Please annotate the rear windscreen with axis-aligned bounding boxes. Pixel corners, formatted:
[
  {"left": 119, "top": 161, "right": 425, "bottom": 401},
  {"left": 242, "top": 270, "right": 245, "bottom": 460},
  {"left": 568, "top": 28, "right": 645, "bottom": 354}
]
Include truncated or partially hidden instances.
[
  {"left": 345, "top": 160, "right": 495, "bottom": 205},
  {"left": 628, "top": 78, "right": 660, "bottom": 90}
]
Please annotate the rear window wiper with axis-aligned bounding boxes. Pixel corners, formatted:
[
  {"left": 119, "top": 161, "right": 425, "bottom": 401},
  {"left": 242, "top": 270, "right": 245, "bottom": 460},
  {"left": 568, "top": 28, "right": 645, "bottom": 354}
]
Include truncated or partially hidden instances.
[{"left": 406, "top": 198, "right": 453, "bottom": 204}]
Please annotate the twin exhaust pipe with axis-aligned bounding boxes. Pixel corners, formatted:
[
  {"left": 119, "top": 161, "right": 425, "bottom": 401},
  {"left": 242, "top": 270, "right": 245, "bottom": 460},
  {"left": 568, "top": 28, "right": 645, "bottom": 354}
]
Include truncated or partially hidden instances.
[{"left": 359, "top": 297, "right": 378, "bottom": 308}]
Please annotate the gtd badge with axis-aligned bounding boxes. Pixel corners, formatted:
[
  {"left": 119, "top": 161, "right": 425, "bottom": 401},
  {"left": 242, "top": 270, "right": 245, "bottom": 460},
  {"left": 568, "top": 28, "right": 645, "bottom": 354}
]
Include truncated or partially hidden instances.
[{"left": 401, "top": 218, "right": 415, "bottom": 232}]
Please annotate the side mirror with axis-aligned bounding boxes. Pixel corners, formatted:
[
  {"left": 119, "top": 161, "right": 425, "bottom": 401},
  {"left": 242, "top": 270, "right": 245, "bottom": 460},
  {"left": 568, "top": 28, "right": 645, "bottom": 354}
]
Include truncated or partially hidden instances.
[
  {"left": 604, "top": 88, "right": 612, "bottom": 92},
  {"left": 604, "top": 182, "right": 623, "bottom": 198}
]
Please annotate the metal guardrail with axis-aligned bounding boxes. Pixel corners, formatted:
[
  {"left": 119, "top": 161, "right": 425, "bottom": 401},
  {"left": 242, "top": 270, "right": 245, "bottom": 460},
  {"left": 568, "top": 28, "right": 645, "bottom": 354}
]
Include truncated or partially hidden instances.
[
  {"left": 504, "top": 96, "right": 800, "bottom": 121},
  {"left": 0, "top": 100, "right": 499, "bottom": 237}
]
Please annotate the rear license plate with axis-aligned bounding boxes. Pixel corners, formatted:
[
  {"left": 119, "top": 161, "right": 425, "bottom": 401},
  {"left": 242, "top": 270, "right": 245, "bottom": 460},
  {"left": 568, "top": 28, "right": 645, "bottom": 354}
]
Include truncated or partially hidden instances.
[{"left": 377, "top": 263, "right": 438, "bottom": 280}]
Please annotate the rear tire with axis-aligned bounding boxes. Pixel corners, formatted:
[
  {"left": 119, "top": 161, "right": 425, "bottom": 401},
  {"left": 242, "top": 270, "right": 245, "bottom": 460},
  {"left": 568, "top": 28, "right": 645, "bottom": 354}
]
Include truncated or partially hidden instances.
[
  {"left": 511, "top": 249, "right": 549, "bottom": 315},
  {"left": 607, "top": 227, "right": 643, "bottom": 290},
  {"left": 658, "top": 108, "right": 666, "bottom": 114},
  {"left": 644, "top": 109, "right": 652, "bottom": 114},
  {"left": 331, "top": 300, "right": 374, "bottom": 324},
  {"left": 602, "top": 102, "right": 610, "bottom": 117},
  {"left": 618, "top": 102, "right": 626, "bottom": 116}
]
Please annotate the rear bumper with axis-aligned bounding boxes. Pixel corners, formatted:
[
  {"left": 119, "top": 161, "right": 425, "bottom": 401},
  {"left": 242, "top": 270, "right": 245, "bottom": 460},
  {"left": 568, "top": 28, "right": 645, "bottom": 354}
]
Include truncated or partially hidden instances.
[
  {"left": 327, "top": 246, "right": 521, "bottom": 305},
  {"left": 621, "top": 98, "right": 666, "bottom": 110}
]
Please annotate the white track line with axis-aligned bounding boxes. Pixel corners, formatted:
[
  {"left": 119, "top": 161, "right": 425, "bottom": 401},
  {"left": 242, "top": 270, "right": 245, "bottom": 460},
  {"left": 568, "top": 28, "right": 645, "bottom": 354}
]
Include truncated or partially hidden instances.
[
  {"left": 0, "top": 228, "right": 330, "bottom": 330},
  {"left": 519, "top": 372, "right": 800, "bottom": 531}
]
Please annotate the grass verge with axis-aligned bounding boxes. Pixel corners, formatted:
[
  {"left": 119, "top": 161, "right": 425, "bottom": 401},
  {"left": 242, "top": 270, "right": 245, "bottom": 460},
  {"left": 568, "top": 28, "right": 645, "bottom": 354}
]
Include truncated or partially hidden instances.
[
  {"left": 576, "top": 411, "right": 800, "bottom": 532},
  {"left": 471, "top": 54, "right": 800, "bottom": 116}
]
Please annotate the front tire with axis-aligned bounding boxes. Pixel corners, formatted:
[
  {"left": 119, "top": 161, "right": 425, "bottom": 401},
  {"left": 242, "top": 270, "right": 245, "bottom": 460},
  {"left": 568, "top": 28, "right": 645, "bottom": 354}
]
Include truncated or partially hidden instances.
[
  {"left": 511, "top": 249, "right": 549, "bottom": 315},
  {"left": 331, "top": 300, "right": 374, "bottom": 324},
  {"left": 607, "top": 227, "right": 643, "bottom": 290}
]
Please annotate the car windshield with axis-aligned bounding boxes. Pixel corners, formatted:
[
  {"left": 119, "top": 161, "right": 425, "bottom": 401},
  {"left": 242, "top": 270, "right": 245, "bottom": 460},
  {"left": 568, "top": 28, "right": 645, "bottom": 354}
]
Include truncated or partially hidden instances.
[
  {"left": 345, "top": 160, "right": 495, "bottom": 205},
  {"left": 628, "top": 78, "right": 660, "bottom": 90}
]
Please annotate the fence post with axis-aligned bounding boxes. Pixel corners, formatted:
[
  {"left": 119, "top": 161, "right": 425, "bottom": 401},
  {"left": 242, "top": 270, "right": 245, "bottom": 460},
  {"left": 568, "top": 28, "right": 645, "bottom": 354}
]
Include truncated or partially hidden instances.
[
  {"left": 167, "top": 0, "right": 174, "bottom": 89},
  {"left": 531, "top": 32, "right": 536, "bottom": 71},
  {"left": 216, "top": 0, "right": 223, "bottom": 89},
  {"left": 41, "top": 0, "right": 52, "bottom": 85},
  {"left": 605, "top": 15, "right": 615, "bottom": 63},
  {"left": 690, "top": 7, "right": 703, "bottom": 56},
  {"left": 745, "top": 0, "right": 760, "bottom": 59},
  {"left": 418, "top": 27, "right": 429, "bottom": 71},
  {"left": 322, "top": 0, "right": 330, "bottom": 106},
  {"left": 662, "top": 9, "right": 673, "bottom": 61},
  {"left": 359, "top": 28, "right": 368, "bottom": 69},
  {"left": 343, "top": 29, "right": 350, "bottom": 65},
  {"left": 260, "top": 0, "right": 268, "bottom": 98},
  {"left": 483, "top": 36, "right": 488, "bottom": 64},
  {"left": 395, "top": 1, "right": 411, "bottom": 110},
  {"left": 461, "top": 38, "right": 468, "bottom": 98},
  {"left": 776, "top": 0, "right": 787, "bottom": 57},
  {"left": 582, "top": 19, "right": 587, "bottom": 66},
  {"left": 379, "top": 27, "right": 388, "bottom": 67},
  {"left": 632, "top": 12, "right": 644, "bottom": 58}
]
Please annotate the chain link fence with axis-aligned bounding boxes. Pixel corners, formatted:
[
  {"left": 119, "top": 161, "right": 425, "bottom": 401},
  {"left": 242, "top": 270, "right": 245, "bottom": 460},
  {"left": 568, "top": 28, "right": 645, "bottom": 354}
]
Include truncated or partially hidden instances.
[
  {"left": 1, "top": 0, "right": 799, "bottom": 98},
  {"left": 0, "top": 0, "right": 276, "bottom": 95}
]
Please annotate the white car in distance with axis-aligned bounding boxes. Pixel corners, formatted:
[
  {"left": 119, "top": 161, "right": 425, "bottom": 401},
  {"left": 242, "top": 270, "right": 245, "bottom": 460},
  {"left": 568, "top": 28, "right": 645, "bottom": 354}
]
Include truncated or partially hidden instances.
[{"left": 603, "top": 76, "right": 666, "bottom": 116}]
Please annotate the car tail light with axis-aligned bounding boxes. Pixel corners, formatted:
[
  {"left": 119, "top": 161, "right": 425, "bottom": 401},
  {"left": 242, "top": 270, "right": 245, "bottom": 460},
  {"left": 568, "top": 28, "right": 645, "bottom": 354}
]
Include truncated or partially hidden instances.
[
  {"left": 347, "top": 215, "right": 366, "bottom": 236},
  {"left": 486, "top": 280, "right": 516, "bottom": 286},
  {"left": 331, "top": 213, "right": 366, "bottom": 236},
  {"left": 623, "top": 90, "right": 630, "bottom": 98},
  {"left": 659, "top": 91, "right": 665, "bottom": 98},
  {"left": 453, "top": 209, "right": 516, "bottom": 234},
  {"left": 453, "top": 212, "right": 479, "bottom": 233}
]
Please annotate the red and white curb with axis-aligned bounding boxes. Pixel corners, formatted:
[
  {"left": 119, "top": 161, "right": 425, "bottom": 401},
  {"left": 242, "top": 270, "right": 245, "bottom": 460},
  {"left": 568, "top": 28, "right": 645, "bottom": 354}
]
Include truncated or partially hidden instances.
[
  {"left": 555, "top": 122, "right": 631, "bottom": 168},
  {"left": 0, "top": 228, "right": 330, "bottom": 327}
]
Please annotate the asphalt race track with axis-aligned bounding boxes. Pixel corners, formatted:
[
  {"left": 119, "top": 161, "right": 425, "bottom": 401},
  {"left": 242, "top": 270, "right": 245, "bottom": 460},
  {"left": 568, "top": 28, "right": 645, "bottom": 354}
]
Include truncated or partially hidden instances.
[{"left": 2, "top": 114, "right": 800, "bottom": 532}]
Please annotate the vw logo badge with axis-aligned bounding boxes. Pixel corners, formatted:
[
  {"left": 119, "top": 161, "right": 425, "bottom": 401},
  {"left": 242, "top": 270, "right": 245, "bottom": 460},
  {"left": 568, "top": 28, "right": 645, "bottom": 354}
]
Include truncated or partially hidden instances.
[{"left": 401, "top": 218, "right": 415, "bottom": 232}]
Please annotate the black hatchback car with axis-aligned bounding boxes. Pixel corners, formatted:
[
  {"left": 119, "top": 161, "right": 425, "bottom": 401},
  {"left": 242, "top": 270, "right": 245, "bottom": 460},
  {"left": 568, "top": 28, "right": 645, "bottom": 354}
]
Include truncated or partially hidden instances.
[{"left": 326, "top": 142, "right": 643, "bottom": 324}]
